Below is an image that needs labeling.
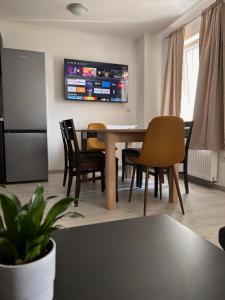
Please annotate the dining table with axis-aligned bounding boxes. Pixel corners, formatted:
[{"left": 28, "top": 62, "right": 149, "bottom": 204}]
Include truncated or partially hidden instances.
[{"left": 77, "top": 128, "right": 178, "bottom": 209}]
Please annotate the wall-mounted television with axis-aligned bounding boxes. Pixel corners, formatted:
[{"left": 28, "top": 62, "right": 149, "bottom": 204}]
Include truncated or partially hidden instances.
[{"left": 64, "top": 59, "right": 128, "bottom": 103}]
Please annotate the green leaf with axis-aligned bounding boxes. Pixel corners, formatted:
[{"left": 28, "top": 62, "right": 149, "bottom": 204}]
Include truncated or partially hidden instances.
[
  {"left": 0, "top": 184, "right": 6, "bottom": 189},
  {"left": 41, "top": 197, "right": 74, "bottom": 232},
  {"left": 0, "top": 237, "right": 18, "bottom": 264},
  {"left": 0, "top": 193, "right": 19, "bottom": 233},
  {"left": 30, "top": 201, "right": 46, "bottom": 227},
  {"left": 0, "top": 215, "right": 4, "bottom": 229},
  {"left": 27, "top": 234, "right": 49, "bottom": 249},
  {"left": 24, "top": 244, "right": 42, "bottom": 263},
  {"left": 45, "top": 195, "right": 58, "bottom": 200},
  {"left": 22, "top": 203, "right": 29, "bottom": 210},
  {"left": 68, "top": 212, "right": 84, "bottom": 218},
  {"left": 7, "top": 193, "right": 21, "bottom": 211},
  {"left": 13, "top": 211, "right": 37, "bottom": 259},
  {"left": 29, "top": 185, "right": 44, "bottom": 210},
  {"left": 55, "top": 212, "right": 84, "bottom": 221},
  {"left": 0, "top": 184, "right": 82, "bottom": 265},
  {"left": 54, "top": 213, "right": 69, "bottom": 222},
  {"left": 43, "top": 225, "right": 62, "bottom": 235},
  {"left": 17, "top": 211, "right": 37, "bottom": 239},
  {"left": 28, "top": 185, "right": 46, "bottom": 227}
]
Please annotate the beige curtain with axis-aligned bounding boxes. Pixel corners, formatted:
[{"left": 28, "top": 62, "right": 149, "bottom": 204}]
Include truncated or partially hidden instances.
[
  {"left": 190, "top": 0, "right": 225, "bottom": 150},
  {"left": 162, "top": 27, "right": 185, "bottom": 116},
  {"left": 0, "top": 34, "right": 3, "bottom": 48}
]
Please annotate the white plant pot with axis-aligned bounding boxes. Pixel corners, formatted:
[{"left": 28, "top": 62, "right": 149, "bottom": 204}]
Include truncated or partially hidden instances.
[{"left": 0, "top": 238, "right": 56, "bottom": 300}]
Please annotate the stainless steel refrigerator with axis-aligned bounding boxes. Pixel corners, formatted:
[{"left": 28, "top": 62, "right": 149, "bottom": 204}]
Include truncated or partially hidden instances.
[{"left": 0, "top": 48, "right": 48, "bottom": 183}]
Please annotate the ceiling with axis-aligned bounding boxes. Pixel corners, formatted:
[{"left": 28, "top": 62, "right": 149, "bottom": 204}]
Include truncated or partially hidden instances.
[{"left": 0, "top": 0, "right": 201, "bottom": 38}]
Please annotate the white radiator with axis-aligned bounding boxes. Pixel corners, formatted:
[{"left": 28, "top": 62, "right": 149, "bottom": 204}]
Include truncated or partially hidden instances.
[{"left": 187, "top": 150, "right": 218, "bottom": 182}]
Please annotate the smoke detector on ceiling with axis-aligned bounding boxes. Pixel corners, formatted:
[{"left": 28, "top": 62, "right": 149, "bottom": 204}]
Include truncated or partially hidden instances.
[{"left": 67, "top": 3, "right": 88, "bottom": 16}]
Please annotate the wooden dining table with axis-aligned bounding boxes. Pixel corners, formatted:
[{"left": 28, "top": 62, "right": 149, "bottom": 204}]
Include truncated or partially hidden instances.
[{"left": 78, "top": 129, "right": 178, "bottom": 210}]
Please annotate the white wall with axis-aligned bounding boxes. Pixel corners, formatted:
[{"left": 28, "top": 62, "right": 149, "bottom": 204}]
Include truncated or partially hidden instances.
[
  {"left": 135, "top": 36, "right": 145, "bottom": 127},
  {"left": 144, "top": 33, "right": 162, "bottom": 125},
  {"left": 0, "top": 21, "right": 137, "bottom": 170},
  {"left": 135, "top": 33, "right": 163, "bottom": 128}
]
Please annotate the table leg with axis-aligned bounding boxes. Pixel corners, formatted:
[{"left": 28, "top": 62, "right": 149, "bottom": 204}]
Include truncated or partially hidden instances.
[
  {"left": 105, "top": 133, "right": 116, "bottom": 209},
  {"left": 168, "top": 164, "right": 179, "bottom": 203},
  {"left": 81, "top": 131, "right": 87, "bottom": 151},
  {"left": 124, "top": 142, "right": 132, "bottom": 178},
  {"left": 80, "top": 131, "right": 88, "bottom": 180}
]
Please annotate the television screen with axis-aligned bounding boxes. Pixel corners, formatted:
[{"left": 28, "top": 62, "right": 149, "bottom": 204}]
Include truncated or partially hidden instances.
[{"left": 64, "top": 59, "right": 128, "bottom": 103}]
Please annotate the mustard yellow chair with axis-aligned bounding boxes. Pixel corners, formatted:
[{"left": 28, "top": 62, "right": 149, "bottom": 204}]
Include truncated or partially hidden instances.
[
  {"left": 87, "top": 123, "right": 106, "bottom": 151},
  {"left": 129, "top": 116, "right": 185, "bottom": 216}
]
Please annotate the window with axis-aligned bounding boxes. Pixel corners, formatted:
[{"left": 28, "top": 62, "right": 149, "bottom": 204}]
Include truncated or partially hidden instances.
[{"left": 180, "top": 34, "right": 199, "bottom": 121}]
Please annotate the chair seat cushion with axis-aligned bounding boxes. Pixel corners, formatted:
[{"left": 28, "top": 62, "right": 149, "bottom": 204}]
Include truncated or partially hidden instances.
[
  {"left": 69, "top": 151, "right": 105, "bottom": 167},
  {"left": 127, "top": 156, "right": 141, "bottom": 165},
  {"left": 122, "top": 147, "right": 141, "bottom": 157},
  {"left": 80, "top": 150, "right": 105, "bottom": 162}
]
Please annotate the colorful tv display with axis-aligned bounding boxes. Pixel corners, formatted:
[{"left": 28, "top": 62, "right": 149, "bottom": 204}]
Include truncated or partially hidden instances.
[{"left": 64, "top": 59, "right": 128, "bottom": 103}]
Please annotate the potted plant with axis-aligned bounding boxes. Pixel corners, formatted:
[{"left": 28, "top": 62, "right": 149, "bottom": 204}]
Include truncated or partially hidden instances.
[{"left": 0, "top": 184, "right": 82, "bottom": 300}]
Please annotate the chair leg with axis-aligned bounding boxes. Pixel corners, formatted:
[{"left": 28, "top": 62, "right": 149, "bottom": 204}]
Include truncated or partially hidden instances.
[
  {"left": 138, "top": 166, "right": 143, "bottom": 188},
  {"left": 101, "top": 169, "right": 105, "bottom": 192},
  {"left": 159, "top": 169, "right": 164, "bottom": 200},
  {"left": 136, "top": 165, "right": 140, "bottom": 188},
  {"left": 136, "top": 165, "right": 143, "bottom": 188},
  {"left": 159, "top": 176, "right": 162, "bottom": 200},
  {"left": 166, "top": 168, "right": 170, "bottom": 183},
  {"left": 92, "top": 171, "right": 96, "bottom": 183},
  {"left": 116, "top": 158, "right": 119, "bottom": 202},
  {"left": 129, "top": 166, "right": 136, "bottom": 202},
  {"left": 67, "top": 170, "right": 73, "bottom": 196},
  {"left": 160, "top": 170, "right": 165, "bottom": 184},
  {"left": 122, "top": 154, "right": 125, "bottom": 181},
  {"left": 63, "top": 153, "right": 68, "bottom": 186},
  {"left": 171, "top": 165, "right": 185, "bottom": 215},
  {"left": 154, "top": 168, "right": 159, "bottom": 198},
  {"left": 74, "top": 170, "right": 81, "bottom": 207},
  {"left": 63, "top": 167, "right": 68, "bottom": 186},
  {"left": 143, "top": 167, "right": 149, "bottom": 216},
  {"left": 183, "top": 165, "right": 189, "bottom": 194}
]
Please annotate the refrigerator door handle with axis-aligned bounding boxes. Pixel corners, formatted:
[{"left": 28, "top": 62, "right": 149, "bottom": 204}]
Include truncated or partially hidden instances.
[{"left": 4, "top": 129, "right": 47, "bottom": 134}]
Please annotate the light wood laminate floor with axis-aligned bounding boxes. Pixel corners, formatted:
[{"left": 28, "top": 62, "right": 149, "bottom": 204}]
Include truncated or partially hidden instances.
[{"left": 4, "top": 173, "right": 225, "bottom": 248}]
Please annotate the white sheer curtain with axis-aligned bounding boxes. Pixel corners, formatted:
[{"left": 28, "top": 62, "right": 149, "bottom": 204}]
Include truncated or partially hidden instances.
[{"left": 180, "top": 44, "right": 199, "bottom": 121}]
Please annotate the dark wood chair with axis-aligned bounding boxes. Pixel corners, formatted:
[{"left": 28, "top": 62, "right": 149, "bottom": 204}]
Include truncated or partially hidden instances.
[
  {"left": 122, "top": 148, "right": 143, "bottom": 187},
  {"left": 180, "top": 121, "right": 194, "bottom": 193},
  {"left": 62, "top": 119, "right": 119, "bottom": 205},
  {"left": 219, "top": 226, "right": 225, "bottom": 250},
  {"left": 59, "top": 121, "right": 69, "bottom": 186},
  {"left": 63, "top": 119, "right": 105, "bottom": 206}
]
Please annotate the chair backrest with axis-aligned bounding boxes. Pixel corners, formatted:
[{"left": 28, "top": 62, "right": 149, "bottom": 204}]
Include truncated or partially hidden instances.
[
  {"left": 139, "top": 116, "right": 185, "bottom": 167},
  {"left": 184, "top": 121, "right": 194, "bottom": 161},
  {"left": 87, "top": 123, "right": 106, "bottom": 151},
  {"left": 63, "top": 119, "right": 80, "bottom": 163},
  {"left": 59, "top": 121, "right": 68, "bottom": 155}
]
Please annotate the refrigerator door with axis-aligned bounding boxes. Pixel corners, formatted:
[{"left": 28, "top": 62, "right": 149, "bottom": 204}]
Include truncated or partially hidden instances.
[
  {"left": 1, "top": 48, "right": 47, "bottom": 130},
  {"left": 4, "top": 132, "right": 48, "bottom": 182},
  {"left": 0, "top": 120, "right": 5, "bottom": 183}
]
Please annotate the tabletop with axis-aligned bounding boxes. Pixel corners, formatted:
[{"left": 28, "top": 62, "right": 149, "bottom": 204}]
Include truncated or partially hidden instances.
[
  {"left": 53, "top": 214, "right": 225, "bottom": 300},
  {"left": 76, "top": 128, "right": 147, "bottom": 133}
]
